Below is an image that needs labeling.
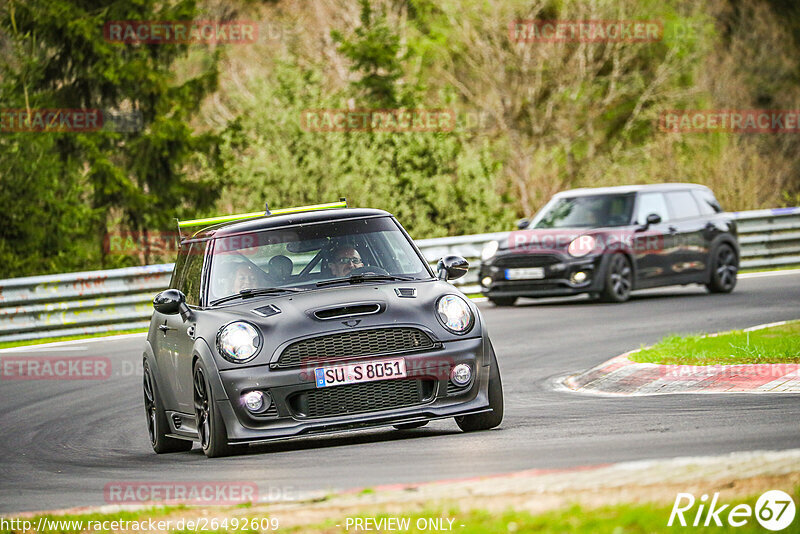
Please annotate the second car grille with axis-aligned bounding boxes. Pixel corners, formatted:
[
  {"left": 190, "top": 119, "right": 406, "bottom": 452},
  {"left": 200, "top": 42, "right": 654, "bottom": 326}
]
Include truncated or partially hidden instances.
[
  {"left": 494, "top": 253, "right": 561, "bottom": 268},
  {"left": 290, "top": 379, "right": 434, "bottom": 418},
  {"left": 274, "top": 327, "right": 436, "bottom": 368}
]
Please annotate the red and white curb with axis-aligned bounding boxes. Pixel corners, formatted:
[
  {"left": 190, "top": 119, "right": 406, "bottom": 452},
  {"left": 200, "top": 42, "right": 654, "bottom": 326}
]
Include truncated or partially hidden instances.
[{"left": 561, "top": 321, "right": 800, "bottom": 396}]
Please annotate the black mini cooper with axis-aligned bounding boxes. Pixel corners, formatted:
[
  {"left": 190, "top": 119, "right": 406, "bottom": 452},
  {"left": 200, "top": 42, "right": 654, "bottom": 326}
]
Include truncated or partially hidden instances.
[
  {"left": 144, "top": 203, "right": 503, "bottom": 457},
  {"left": 479, "top": 184, "right": 739, "bottom": 305}
]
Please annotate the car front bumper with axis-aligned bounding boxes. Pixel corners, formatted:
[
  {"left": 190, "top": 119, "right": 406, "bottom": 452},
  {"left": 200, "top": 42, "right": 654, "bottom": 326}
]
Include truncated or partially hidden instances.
[
  {"left": 479, "top": 252, "right": 607, "bottom": 299},
  {"left": 210, "top": 336, "right": 492, "bottom": 444}
]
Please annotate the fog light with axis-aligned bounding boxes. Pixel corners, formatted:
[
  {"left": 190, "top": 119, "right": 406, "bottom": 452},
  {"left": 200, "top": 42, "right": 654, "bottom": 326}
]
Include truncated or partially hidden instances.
[
  {"left": 481, "top": 276, "right": 492, "bottom": 287},
  {"left": 571, "top": 271, "right": 588, "bottom": 284},
  {"left": 243, "top": 391, "right": 269, "bottom": 413},
  {"left": 451, "top": 364, "right": 472, "bottom": 386}
]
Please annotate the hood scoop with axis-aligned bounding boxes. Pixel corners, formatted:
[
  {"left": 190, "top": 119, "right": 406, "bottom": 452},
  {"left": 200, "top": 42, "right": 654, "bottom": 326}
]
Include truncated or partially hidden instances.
[
  {"left": 252, "top": 304, "right": 281, "bottom": 318},
  {"left": 394, "top": 287, "right": 417, "bottom": 298},
  {"left": 313, "top": 302, "right": 383, "bottom": 320}
]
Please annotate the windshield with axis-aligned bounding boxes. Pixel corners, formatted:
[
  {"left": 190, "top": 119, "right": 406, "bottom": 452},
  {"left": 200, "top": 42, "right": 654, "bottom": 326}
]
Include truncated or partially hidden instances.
[
  {"left": 530, "top": 194, "right": 635, "bottom": 229},
  {"left": 206, "top": 216, "right": 431, "bottom": 303}
]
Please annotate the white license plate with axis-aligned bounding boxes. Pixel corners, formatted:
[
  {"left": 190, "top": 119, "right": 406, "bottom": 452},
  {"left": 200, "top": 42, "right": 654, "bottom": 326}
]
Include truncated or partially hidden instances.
[
  {"left": 505, "top": 267, "right": 545, "bottom": 280},
  {"left": 314, "top": 358, "right": 407, "bottom": 388}
]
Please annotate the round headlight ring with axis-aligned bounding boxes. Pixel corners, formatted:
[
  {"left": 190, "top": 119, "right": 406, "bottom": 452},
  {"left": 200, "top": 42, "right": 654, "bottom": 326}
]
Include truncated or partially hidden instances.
[
  {"left": 216, "top": 321, "right": 262, "bottom": 364},
  {"left": 436, "top": 295, "right": 475, "bottom": 335},
  {"left": 568, "top": 235, "right": 597, "bottom": 258}
]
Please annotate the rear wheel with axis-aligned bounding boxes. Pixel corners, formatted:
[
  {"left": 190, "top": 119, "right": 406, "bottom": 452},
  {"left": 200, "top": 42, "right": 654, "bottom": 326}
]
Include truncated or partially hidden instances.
[
  {"left": 455, "top": 351, "right": 503, "bottom": 432},
  {"left": 194, "top": 362, "right": 245, "bottom": 458},
  {"left": 706, "top": 244, "right": 738, "bottom": 293},
  {"left": 143, "top": 362, "right": 192, "bottom": 454},
  {"left": 489, "top": 296, "right": 516, "bottom": 307},
  {"left": 600, "top": 254, "right": 632, "bottom": 303}
]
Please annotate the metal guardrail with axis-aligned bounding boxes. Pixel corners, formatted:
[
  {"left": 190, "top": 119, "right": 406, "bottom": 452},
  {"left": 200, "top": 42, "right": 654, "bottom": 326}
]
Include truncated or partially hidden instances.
[{"left": 1, "top": 207, "right": 798, "bottom": 343}]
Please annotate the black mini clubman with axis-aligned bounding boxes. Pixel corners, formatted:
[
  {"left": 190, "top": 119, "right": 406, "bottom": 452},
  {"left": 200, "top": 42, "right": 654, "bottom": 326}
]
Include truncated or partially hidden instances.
[
  {"left": 144, "top": 202, "right": 503, "bottom": 457},
  {"left": 479, "top": 184, "right": 739, "bottom": 305}
]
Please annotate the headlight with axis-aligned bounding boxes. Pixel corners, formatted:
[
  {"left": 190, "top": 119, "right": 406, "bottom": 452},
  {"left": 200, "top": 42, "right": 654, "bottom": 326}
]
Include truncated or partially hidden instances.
[
  {"left": 436, "top": 295, "right": 475, "bottom": 334},
  {"left": 216, "top": 321, "right": 262, "bottom": 363},
  {"left": 568, "top": 235, "right": 597, "bottom": 257},
  {"left": 481, "top": 240, "right": 499, "bottom": 261}
]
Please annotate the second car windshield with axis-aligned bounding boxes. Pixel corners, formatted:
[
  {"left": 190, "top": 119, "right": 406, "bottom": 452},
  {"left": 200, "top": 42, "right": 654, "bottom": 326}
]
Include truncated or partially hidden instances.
[
  {"left": 530, "top": 194, "right": 635, "bottom": 229},
  {"left": 207, "top": 216, "right": 431, "bottom": 303}
]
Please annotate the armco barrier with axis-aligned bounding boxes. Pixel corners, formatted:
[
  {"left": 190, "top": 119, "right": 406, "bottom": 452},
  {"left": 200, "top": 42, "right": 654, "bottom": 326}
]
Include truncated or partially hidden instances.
[{"left": 0, "top": 207, "right": 797, "bottom": 343}]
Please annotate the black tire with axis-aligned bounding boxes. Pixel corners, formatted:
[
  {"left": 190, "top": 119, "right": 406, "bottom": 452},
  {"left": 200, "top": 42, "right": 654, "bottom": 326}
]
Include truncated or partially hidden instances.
[
  {"left": 489, "top": 296, "right": 516, "bottom": 307},
  {"left": 193, "top": 361, "right": 245, "bottom": 458},
  {"left": 143, "top": 362, "right": 193, "bottom": 454},
  {"left": 600, "top": 253, "right": 632, "bottom": 303},
  {"left": 455, "top": 351, "right": 503, "bottom": 432},
  {"left": 393, "top": 422, "right": 429, "bottom": 430},
  {"left": 706, "top": 243, "right": 738, "bottom": 293}
]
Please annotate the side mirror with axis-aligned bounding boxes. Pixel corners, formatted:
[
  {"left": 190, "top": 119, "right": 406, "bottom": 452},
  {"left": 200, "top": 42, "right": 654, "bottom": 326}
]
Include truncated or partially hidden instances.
[
  {"left": 516, "top": 218, "right": 530, "bottom": 230},
  {"left": 437, "top": 255, "right": 469, "bottom": 281},
  {"left": 637, "top": 213, "right": 662, "bottom": 232},
  {"left": 153, "top": 289, "right": 193, "bottom": 321}
]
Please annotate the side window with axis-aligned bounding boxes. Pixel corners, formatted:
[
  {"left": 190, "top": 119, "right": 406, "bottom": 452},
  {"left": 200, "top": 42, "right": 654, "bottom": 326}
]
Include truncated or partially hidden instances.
[
  {"left": 169, "top": 245, "right": 189, "bottom": 290},
  {"left": 635, "top": 193, "right": 670, "bottom": 224},
  {"left": 179, "top": 242, "right": 207, "bottom": 306},
  {"left": 665, "top": 191, "right": 701, "bottom": 220},
  {"left": 693, "top": 189, "right": 722, "bottom": 215}
]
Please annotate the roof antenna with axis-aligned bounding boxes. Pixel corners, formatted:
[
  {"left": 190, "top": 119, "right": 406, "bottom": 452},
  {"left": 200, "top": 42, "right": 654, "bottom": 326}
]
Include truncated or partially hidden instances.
[
  {"left": 265, "top": 202, "right": 272, "bottom": 216},
  {"left": 340, "top": 197, "right": 347, "bottom": 207}
]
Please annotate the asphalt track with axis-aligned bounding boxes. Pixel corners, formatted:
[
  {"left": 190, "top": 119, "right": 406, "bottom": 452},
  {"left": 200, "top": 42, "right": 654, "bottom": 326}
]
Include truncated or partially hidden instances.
[{"left": 1, "top": 272, "right": 799, "bottom": 513}]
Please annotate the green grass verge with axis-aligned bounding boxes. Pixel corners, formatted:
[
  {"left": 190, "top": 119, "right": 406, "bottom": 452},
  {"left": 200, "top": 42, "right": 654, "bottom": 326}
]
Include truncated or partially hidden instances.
[
  {"left": 0, "top": 328, "right": 147, "bottom": 350},
  {"left": 631, "top": 320, "right": 800, "bottom": 365},
  {"left": 6, "top": 488, "right": 797, "bottom": 534}
]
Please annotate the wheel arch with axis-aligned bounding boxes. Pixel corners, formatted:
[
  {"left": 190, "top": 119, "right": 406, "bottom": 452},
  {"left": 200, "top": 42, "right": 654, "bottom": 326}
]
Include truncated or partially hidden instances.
[{"left": 192, "top": 338, "right": 229, "bottom": 400}]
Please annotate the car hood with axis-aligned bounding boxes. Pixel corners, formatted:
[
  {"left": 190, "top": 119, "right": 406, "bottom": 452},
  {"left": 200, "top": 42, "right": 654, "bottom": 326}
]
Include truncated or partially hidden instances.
[{"left": 195, "top": 279, "right": 481, "bottom": 370}]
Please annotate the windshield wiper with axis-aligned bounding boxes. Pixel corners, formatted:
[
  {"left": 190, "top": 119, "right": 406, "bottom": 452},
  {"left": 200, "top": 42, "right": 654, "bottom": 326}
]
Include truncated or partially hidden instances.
[
  {"left": 316, "top": 274, "right": 415, "bottom": 287},
  {"left": 210, "top": 287, "right": 303, "bottom": 306}
]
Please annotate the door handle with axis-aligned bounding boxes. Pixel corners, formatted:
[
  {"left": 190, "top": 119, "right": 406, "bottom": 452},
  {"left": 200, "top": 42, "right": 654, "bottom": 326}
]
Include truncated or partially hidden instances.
[
  {"left": 158, "top": 324, "right": 175, "bottom": 333},
  {"left": 668, "top": 226, "right": 678, "bottom": 235}
]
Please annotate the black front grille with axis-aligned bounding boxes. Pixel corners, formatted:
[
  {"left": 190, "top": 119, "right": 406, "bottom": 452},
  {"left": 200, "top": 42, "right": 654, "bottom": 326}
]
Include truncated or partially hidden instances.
[
  {"left": 275, "top": 327, "right": 436, "bottom": 368},
  {"left": 494, "top": 253, "right": 561, "bottom": 268},
  {"left": 290, "top": 379, "right": 433, "bottom": 418}
]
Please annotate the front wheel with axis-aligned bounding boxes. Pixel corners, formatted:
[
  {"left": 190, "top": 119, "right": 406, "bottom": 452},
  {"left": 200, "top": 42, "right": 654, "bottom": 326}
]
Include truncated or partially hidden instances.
[
  {"left": 194, "top": 362, "right": 245, "bottom": 458},
  {"left": 600, "top": 254, "right": 632, "bottom": 303},
  {"left": 706, "top": 244, "right": 738, "bottom": 293},
  {"left": 455, "top": 352, "right": 503, "bottom": 432},
  {"left": 143, "top": 362, "right": 192, "bottom": 454}
]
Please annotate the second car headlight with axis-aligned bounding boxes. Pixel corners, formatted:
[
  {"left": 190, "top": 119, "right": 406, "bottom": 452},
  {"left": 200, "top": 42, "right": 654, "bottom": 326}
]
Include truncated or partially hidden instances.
[
  {"left": 436, "top": 295, "right": 475, "bottom": 334},
  {"left": 567, "top": 235, "right": 597, "bottom": 257},
  {"left": 481, "top": 240, "right": 499, "bottom": 261},
  {"left": 216, "top": 321, "right": 262, "bottom": 363}
]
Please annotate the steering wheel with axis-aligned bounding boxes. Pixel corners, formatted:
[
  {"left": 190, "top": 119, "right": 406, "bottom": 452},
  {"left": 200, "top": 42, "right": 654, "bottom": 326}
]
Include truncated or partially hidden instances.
[{"left": 349, "top": 265, "right": 390, "bottom": 276}]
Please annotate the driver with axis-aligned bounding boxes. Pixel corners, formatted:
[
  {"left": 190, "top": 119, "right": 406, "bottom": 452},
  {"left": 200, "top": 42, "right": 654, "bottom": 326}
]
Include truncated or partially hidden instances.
[{"left": 330, "top": 246, "right": 363, "bottom": 277}]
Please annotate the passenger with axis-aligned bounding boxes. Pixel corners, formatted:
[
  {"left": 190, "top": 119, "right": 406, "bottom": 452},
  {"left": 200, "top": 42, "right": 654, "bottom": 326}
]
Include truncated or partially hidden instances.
[{"left": 268, "top": 255, "right": 293, "bottom": 283}]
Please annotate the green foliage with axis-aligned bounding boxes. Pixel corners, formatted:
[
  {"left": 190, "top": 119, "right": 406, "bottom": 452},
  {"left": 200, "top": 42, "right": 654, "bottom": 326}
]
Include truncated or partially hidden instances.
[{"left": 0, "top": 0, "right": 222, "bottom": 276}]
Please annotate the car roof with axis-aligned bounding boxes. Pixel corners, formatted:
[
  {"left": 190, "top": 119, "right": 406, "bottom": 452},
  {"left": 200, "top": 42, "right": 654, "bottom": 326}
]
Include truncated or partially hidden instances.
[
  {"left": 189, "top": 208, "right": 391, "bottom": 239},
  {"left": 554, "top": 183, "right": 711, "bottom": 197}
]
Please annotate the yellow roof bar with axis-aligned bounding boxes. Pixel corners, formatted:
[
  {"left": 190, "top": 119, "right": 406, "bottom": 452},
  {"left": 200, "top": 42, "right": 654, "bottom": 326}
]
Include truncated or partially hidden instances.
[{"left": 178, "top": 200, "right": 347, "bottom": 229}]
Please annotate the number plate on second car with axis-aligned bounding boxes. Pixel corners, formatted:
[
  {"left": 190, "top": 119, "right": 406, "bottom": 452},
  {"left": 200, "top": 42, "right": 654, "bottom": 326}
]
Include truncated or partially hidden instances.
[
  {"left": 314, "top": 358, "right": 407, "bottom": 388},
  {"left": 505, "top": 267, "right": 545, "bottom": 280}
]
